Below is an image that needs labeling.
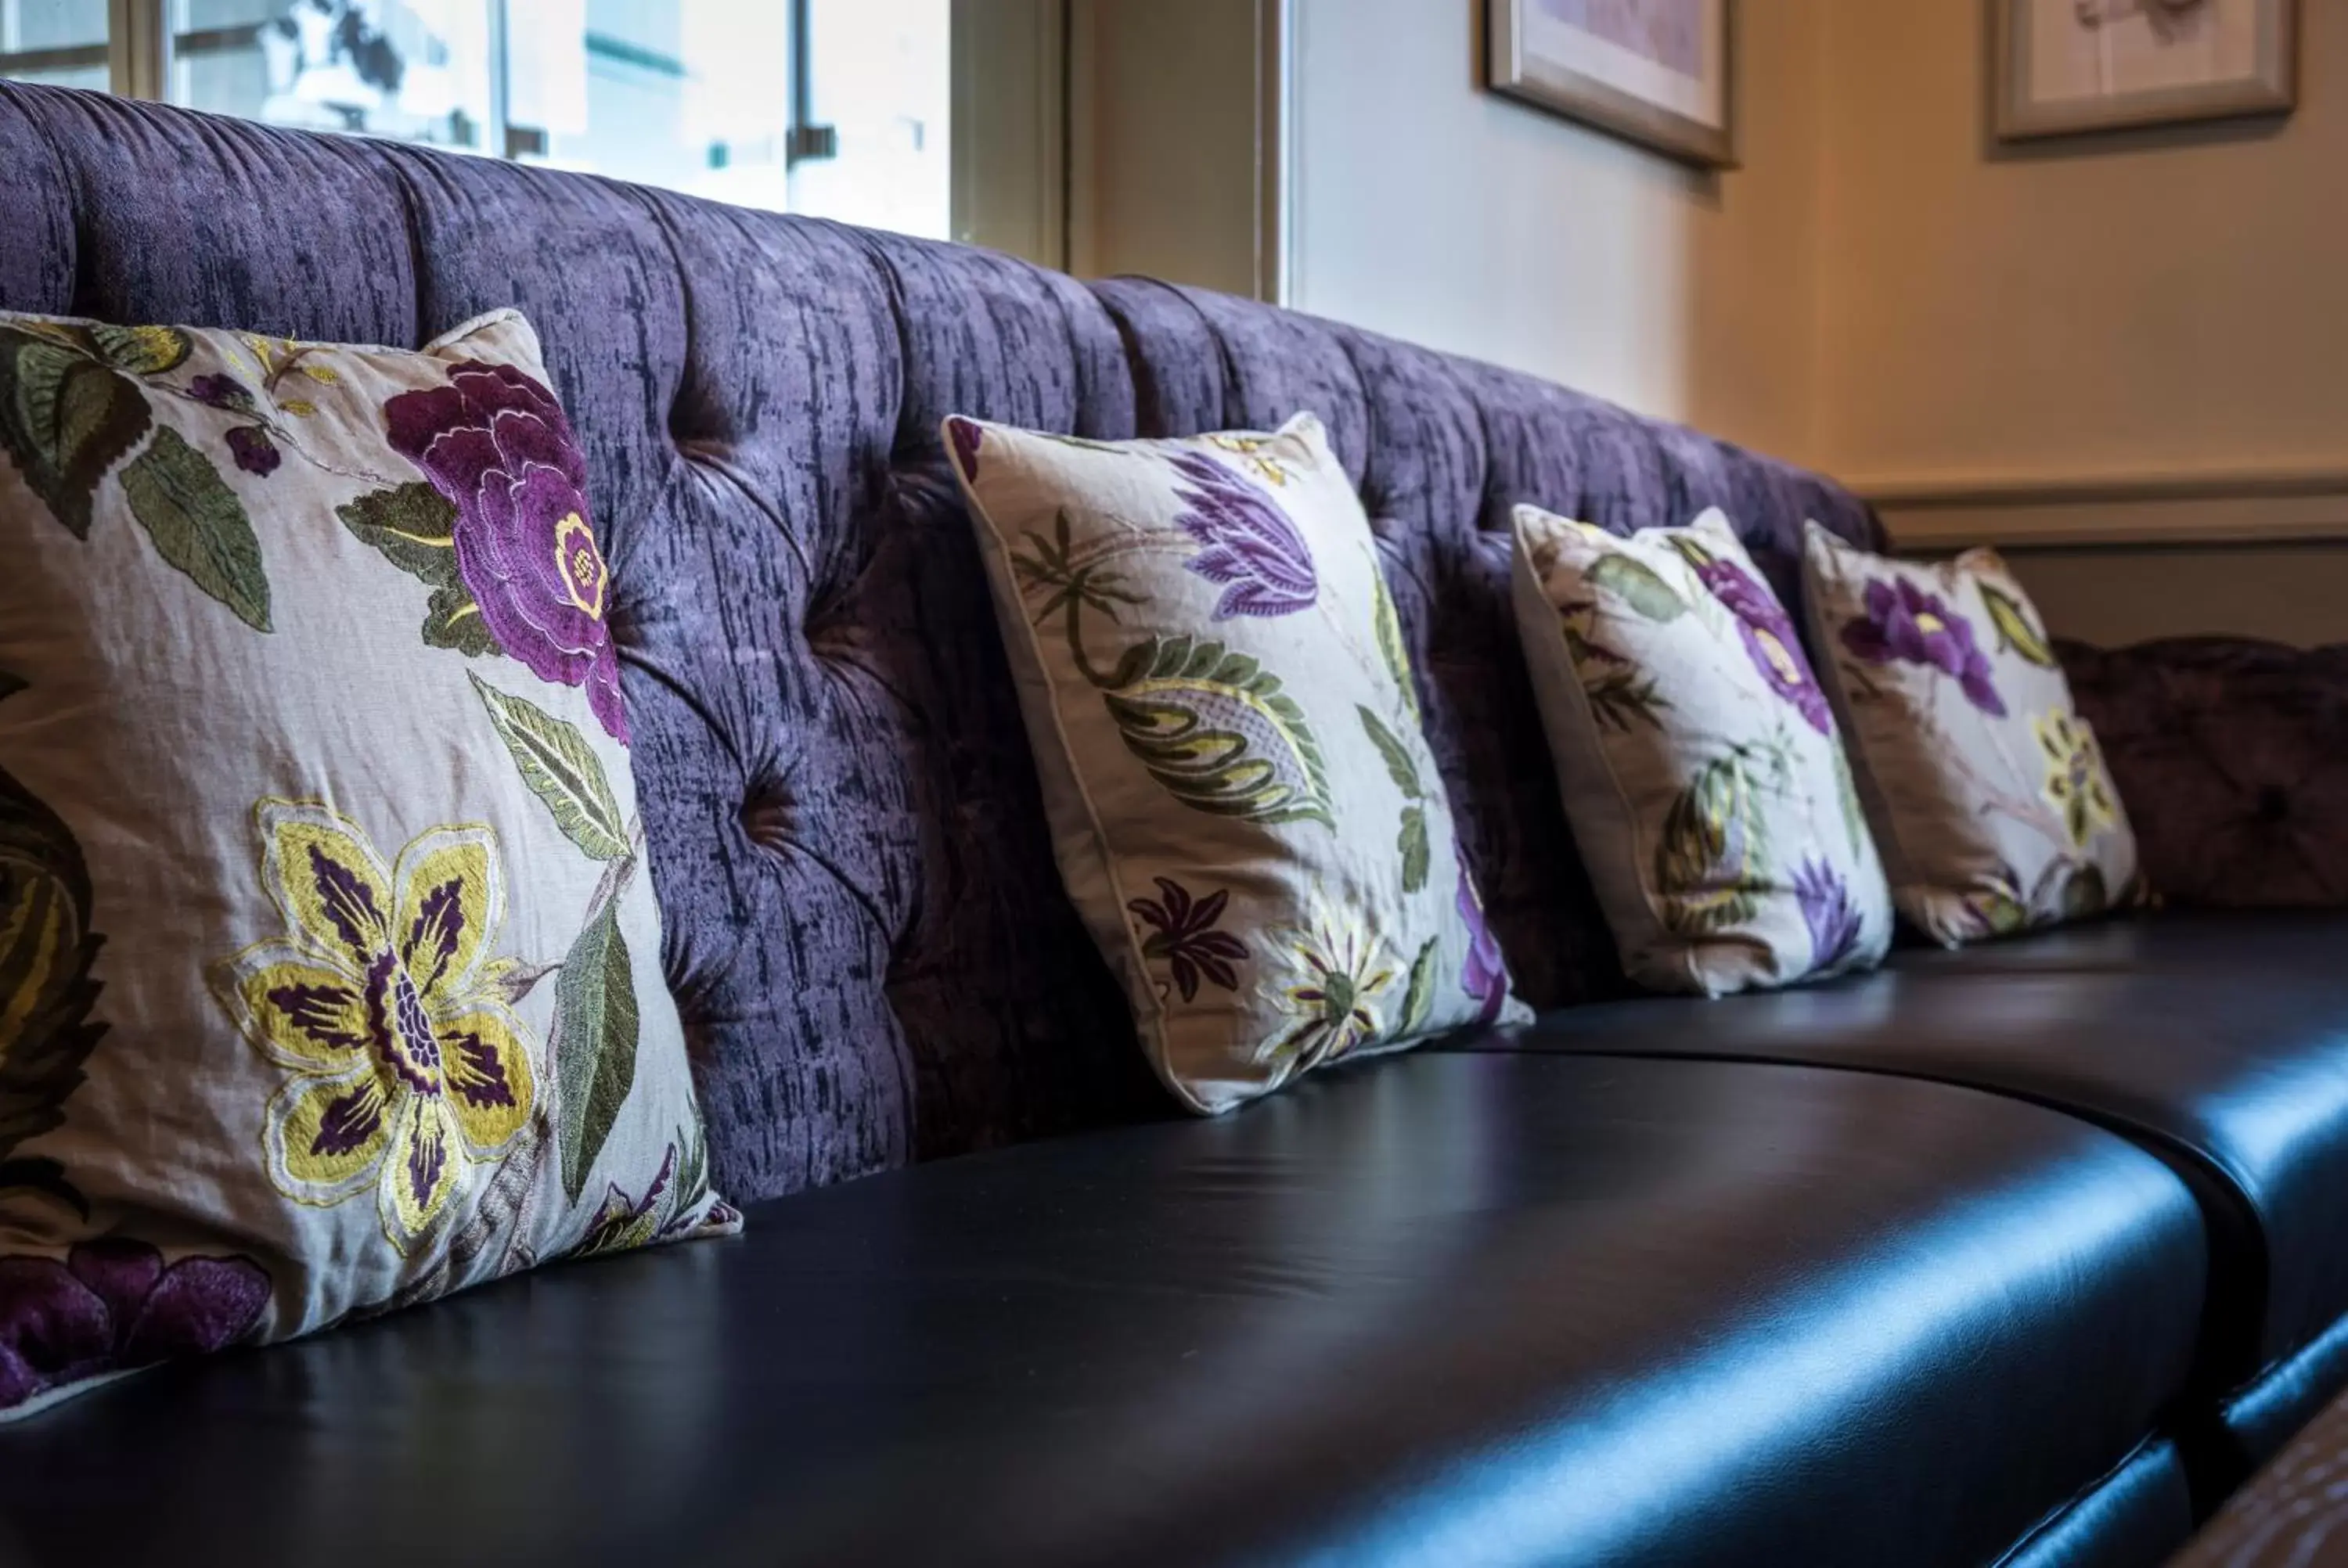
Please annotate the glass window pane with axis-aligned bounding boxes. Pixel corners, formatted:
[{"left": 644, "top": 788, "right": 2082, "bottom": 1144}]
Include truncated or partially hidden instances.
[
  {"left": 505, "top": 0, "right": 950, "bottom": 236},
  {"left": 788, "top": 0, "right": 949, "bottom": 239},
  {"left": 506, "top": 0, "right": 797, "bottom": 210},
  {"left": 168, "top": 0, "right": 496, "bottom": 153},
  {"left": 1, "top": 0, "right": 110, "bottom": 89}
]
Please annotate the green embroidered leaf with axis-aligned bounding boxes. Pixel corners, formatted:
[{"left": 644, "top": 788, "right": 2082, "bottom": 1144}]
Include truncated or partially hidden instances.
[
  {"left": 1370, "top": 567, "right": 1419, "bottom": 721},
  {"left": 1583, "top": 668, "right": 1671, "bottom": 734},
  {"left": 470, "top": 674, "right": 628, "bottom": 861},
  {"left": 0, "top": 329, "right": 152, "bottom": 538},
  {"left": 1586, "top": 553, "right": 1689, "bottom": 623},
  {"left": 1100, "top": 635, "right": 1334, "bottom": 828},
  {"left": 1399, "top": 804, "right": 1431, "bottom": 894},
  {"left": 338, "top": 483, "right": 504, "bottom": 653},
  {"left": 1397, "top": 937, "right": 1440, "bottom": 1037},
  {"left": 553, "top": 897, "right": 640, "bottom": 1205},
  {"left": 1655, "top": 751, "right": 1772, "bottom": 935},
  {"left": 0, "top": 754, "right": 104, "bottom": 1209},
  {"left": 338, "top": 482, "right": 462, "bottom": 578},
  {"left": 1830, "top": 744, "right": 1869, "bottom": 862},
  {"left": 1356, "top": 706, "right": 1424, "bottom": 799},
  {"left": 425, "top": 585, "right": 499, "bottom": 656},
  {"left": 1959, "top": 867, "right": 2033, "bottom": 940},
  {"left": 2060, "top": 863, "right": 2109, "bottom": 921},
  {"left": 1981, "top": 582, "right": 2057, "bottom": 669},
  {"left": 119, "top": 426, "right": 272, "bottom": 631},
  {"left": 86, "top": 323, "right": 192, "bottom": 376}
]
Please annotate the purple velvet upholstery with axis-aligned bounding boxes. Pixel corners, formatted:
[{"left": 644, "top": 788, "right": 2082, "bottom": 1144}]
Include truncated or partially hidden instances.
[
  {"left": 2062, "top": 637, "right": 2348, "bottom": 907},
  {"left": 6, "top": 84, "right": 2335, "bottom": 1212}
]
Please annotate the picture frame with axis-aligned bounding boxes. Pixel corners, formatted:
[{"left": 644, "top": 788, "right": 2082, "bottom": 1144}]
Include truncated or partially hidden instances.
[
  {"left": 1486, "top": 1, "right": 1736, "bottom": 171},
  {"left": 1992, "top": 0, "right": 2297, "bottom": 142}
]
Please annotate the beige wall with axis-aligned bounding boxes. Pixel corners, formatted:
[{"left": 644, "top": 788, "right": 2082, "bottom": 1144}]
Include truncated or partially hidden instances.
[
  {"left": 1284, "top": 0, "right": 1828, "bottom": 462},
  {"left": 1807, "top": 0, "right": 2348, "bottom": 646},
  {"left": 1814, "top": 0, "right": 2348, "bottom": 492},
  {"left": 1067, "top": 0, "right": 2348, "bottom": 646}
]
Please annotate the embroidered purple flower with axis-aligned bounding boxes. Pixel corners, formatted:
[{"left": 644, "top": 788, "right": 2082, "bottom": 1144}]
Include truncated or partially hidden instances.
[
  {"left": 225, "top": 424, "right": 281, "bottom": 477},
  {"left": 1840, "top": 577, "right": 2005, "bottom": 717},
  {"left": 1169, "top": 450, "right": 1316, "bottom": 619},
  {"left": 1687, "top": 552, "right": 1833, "bottom": 735},
  {"left": 946, "top": 415, "right": 983, "bottom": 481},
  {"left": 572, "top": 1137, "right": 735, "bottom": 1259},
  {"left": 186, "top": 372, "right": 257, "bottom": 412},
  {"left": 1128, "top": 876, "right": 1248, "bottom": 1002},
  {"left": 384, "top": 361, "right": 628, "bottom": 743},
  {"left": 1457, "top": 850, "right": 1509, "bottom": 1025},
  {"left": 0, "top": 1239, "right": 269, "bottom": 1415},
  {"left": 1792, "top": 858, "right": 1864, "bottom": 971}
]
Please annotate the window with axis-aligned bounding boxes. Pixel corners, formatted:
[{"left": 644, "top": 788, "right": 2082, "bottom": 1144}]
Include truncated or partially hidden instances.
[
  {"left": 1, "top": 0, "right": 954, "bottom": 239},
  {"left": 0, "top": 1, "right": 111, "bottom": 92}
]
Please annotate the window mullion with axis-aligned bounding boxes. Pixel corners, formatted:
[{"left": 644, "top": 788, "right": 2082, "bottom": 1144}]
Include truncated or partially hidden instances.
[{"left": 107, "top": 0, "right": 168, "bottom": 99}]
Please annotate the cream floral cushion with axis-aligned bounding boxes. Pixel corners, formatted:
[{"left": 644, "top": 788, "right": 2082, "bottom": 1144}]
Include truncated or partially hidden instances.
[
  {"left": 1802, "top": 523, "right": 2140, "bottom": 944},
  {"left": 947, "top": 412, "right": 1529, "bottom": 1113},
  {"left": 0, "top": 308, "right": 734, "bottom": 1420},
  {"left": 1512, "top": 505, "right": 1894, "bottom": 995}
]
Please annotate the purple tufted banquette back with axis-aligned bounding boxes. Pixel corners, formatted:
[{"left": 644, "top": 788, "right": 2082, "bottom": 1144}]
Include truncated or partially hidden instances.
[{"left": 0, "top": 84, "right": 1883, "bottom": 1203}]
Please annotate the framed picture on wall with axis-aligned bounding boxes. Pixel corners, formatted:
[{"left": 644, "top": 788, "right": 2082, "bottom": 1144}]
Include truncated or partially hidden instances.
[
  {"left": 1486, "top": 1, "right": 1735, "bottom": 169},
  {"left": 1993, "top": 0, "right": 2298, "bottom": 141}
]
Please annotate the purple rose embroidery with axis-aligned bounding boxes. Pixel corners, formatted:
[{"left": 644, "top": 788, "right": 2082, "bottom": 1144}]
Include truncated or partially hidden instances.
[
  {"left": 1689, "top": 553, "right": 1833, "bottom": 735},
  {"left": 225, "top": 424, "right": 281, "bottom": 477},
  {"left": 0, "top": 1239, "right": 269, "bottom": 1415},
  {"left": 1840, "top": 577, "right": 2004, "bottom": 717},
  {"left": 384, "top": 361, "right": 628, "bottom": 743},
  {"left": 1793, "top": 858, "right": 1864, "bottom": 971},
  {"left": 1169, "top": 451, "right": 1316, "bottom": 619},
  {"left": 1457, "top": 851, "right": 1508, "bottom": 1025},
  {"left": 946, "top": 416, "right": 983, "bottom": 482}
]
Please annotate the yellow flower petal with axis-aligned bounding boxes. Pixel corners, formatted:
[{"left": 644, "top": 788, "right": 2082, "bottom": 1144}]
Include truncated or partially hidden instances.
[
  {"left": 389, "top": 823, "right": 503, "bottom": 1004},
  {"left": 255, "top": 800, "right": 395, "bottom": 969},
  {"left": 379, "top": 1091, "right": 463, "bottom": 1252},
  {"left": 437, "top": 1002, "right": 535, "bottom": 1156},
  {"left": 265, "top": 1063, "right": 391, "bottom": 1204},
  {"left": 211, "top": 940, "right": 374, "bottom": 1074}
]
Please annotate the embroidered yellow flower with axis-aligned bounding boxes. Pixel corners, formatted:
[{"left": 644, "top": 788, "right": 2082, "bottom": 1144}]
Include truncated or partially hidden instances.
[
  {"left": 1205, "top": 432, "right": 1295, "bottom": 487},
  {"left": 1257, "top": 903, "right": 1395, "bottom": 1074},
  {"left": 2035, "top": 708, "right": 2119, "bottom": 848},
  {"left": 210, "top": 800, "right": 537, "bottom": 1253}
]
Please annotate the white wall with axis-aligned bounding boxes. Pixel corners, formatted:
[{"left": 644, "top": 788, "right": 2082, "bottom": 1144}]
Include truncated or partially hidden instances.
[{"left": 1284, "top": 0, "right": 1828, "bottom": 463}]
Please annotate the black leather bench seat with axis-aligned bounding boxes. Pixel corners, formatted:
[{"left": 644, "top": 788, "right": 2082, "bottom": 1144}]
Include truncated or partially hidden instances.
[
  {"left": 1478, "top": 912, "right": 2348, "bottom": 1465},
  {"left": 0, "top": 1055, "right": 2202, "bottom": 1568}
]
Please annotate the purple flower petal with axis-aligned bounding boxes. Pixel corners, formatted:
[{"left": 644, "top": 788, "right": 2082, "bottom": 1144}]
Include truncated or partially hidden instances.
[
  {"left": 1693, "top": 554, "right": 1832, "bottom": 735},
  {"left": 1456, "top": 850, "right": 1508, "bottom": 1025},
  {"left": 225, "top": 425, "right": 281, "bottom": 477},
  {"left": 187, "top": 373, "right": 256, "bottom": 412},
  {"left": 1793, "top": 858, "right": 1865, "bottom": 972},
  {"left": 1169, "top": 451, "right": 1316, "bottom": 619},
  {"left": 1841, "top": 575, "right": 2004, "bottom": 716},
  {"left": 383, "top": 360, "right": 628, "bottom": 743},
  {"left": 947, "top": 417, "right": 983, "bottom": 481}
]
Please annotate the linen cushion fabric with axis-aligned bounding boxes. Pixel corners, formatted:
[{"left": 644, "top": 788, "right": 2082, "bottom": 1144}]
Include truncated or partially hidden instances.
[
  {"left": 946, "top": 412, "right": 1529, "bottom": 1113},
  {"left": 0, "top": 307, "right": 735, "bottom": 1420},
  {"left": 1801, "top": 523, "right": 2141, "bottom": 944},
  {"left": 1511, "top": 505, "right": 1894, "bottom": 996}
]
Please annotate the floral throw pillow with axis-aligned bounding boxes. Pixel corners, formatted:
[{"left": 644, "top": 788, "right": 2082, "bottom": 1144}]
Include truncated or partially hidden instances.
[
  {"left": 1512, "top": 505, "right": 1894, "bottom": 995},
  {"left": 1801, "top": 524, "right": 2141, "bottom": 944},
  {"left": 0, "top": 308, "right": 736, "bottom": 1420},
  {"left": 947, "top": 412, "right": 1529, "bottom": 1112}
]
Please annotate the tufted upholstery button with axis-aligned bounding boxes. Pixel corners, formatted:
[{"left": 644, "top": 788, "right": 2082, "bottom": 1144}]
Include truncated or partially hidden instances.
[
  {"left": 740, "top": 779, "right": 798, "bottom": 853},
  {"left": 2256, "top": 786, "right": 2293, "bottom": 825}
]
